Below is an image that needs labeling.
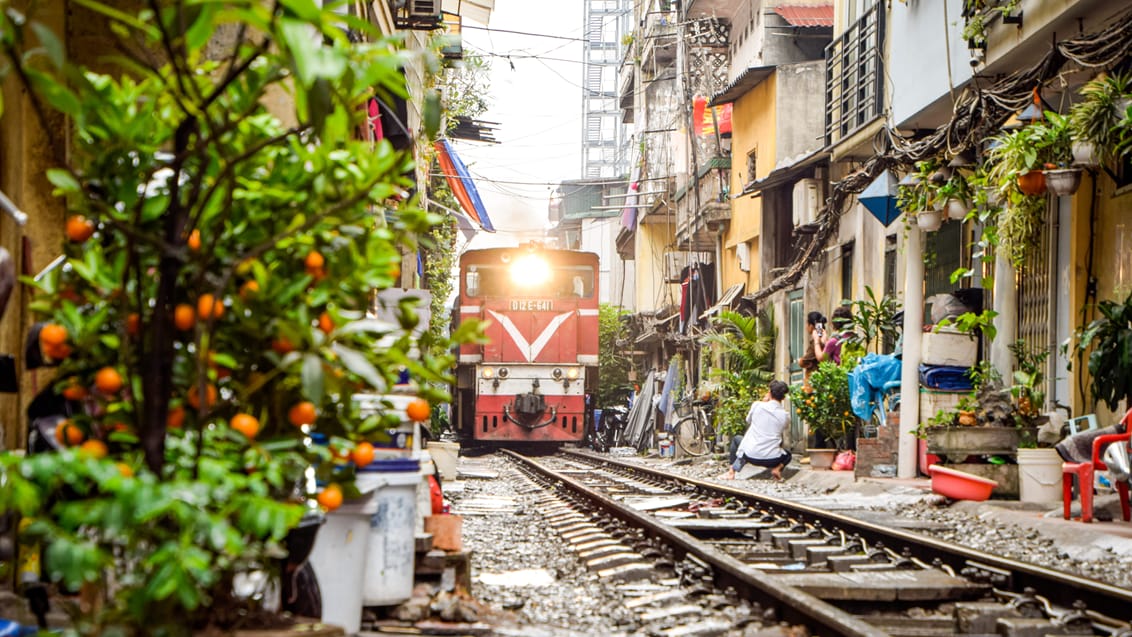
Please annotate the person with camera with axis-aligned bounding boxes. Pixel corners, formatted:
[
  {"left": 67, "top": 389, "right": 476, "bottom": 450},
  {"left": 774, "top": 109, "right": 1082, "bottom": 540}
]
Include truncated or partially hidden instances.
[{"left": 799, "top": 311, "right": 828, "bottom": 389}]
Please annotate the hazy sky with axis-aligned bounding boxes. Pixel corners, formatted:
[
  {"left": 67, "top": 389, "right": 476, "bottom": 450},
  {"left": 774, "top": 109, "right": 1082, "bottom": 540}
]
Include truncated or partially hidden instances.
[{"left": 453, "top": 0, "right": 584, "bottom": 250}]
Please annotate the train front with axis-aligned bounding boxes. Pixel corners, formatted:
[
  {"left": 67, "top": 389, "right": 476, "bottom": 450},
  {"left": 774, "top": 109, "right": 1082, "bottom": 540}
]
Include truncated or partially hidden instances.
[{"left": 456, "top": 246, "right": 599, "bottom": 443}]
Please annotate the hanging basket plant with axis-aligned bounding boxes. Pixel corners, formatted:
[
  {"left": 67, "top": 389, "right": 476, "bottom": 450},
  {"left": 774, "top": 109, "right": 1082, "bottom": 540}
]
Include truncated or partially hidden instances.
[{"left": 1067, "top": 71, "right": 1132, "bottom": 165}]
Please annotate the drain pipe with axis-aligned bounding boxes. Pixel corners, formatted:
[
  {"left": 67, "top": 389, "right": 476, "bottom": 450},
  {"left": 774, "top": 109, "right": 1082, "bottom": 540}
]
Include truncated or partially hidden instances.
[
  {"left": 897, "top": 227, "right": 924, "bottom": 479},
  {"left": 990, "top": 254, "right": 1017, "bottom": 384}
]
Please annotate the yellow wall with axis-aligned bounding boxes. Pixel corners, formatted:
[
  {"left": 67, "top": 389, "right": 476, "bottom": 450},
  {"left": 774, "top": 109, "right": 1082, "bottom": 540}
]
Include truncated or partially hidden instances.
[
  {"left": 723, "top": 72, "right": 777, "bottom": 295},
  {"left": 1070, "top": 172, "right": 1132, "bottom": 423},
  {"left": 633, "top": 220, "right": 678, "bottom": 313}
]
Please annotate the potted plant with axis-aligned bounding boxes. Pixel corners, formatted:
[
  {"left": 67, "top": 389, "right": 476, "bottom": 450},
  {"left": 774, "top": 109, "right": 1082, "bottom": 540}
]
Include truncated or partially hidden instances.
[
  {"left": 702, "top": 310, "right": 775, "bottom": 440},
  {"left": 792, "top": 361, "right": 855, "bottom": 467},
  {"left": 1073, "top": 292, "right": 1132, "bottom": 411},
  {"left": 1067, "top": 71, "right": 1132, "bottom": 166},
  {"left": 935, "top": 171, "right": 973, "bottom": 220},
  {"left": 0, "top": 3, "right": 472, "bottom": 633},
  {"left": 1033, "top": 112, "right": 1083, "bottom": 196},
  {"left": 897, "top": 160, "right": 944, "bottom": 232}
]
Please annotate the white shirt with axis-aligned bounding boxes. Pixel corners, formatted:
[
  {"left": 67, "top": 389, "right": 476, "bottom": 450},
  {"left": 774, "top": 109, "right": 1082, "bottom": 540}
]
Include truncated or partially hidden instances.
[{"left": 736, "top": 399, "right": 788, "bottom": 460}]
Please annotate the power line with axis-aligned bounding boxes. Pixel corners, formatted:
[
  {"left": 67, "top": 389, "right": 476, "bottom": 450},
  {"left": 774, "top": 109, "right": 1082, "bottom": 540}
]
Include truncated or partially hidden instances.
[{"left": 461, "top": 24, "right": 588, "bottom": 42}]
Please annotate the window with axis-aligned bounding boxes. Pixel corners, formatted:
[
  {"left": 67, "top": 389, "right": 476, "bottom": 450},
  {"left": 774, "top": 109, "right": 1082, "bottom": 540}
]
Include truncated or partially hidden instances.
[
  {"left": 745, "top": 147, "right": 758, "bottom": 185},
  {"left": 924, "top": 220, "right": 963, "bottom": 300},
  {"left": 463, "top": 264, "right": 596, "bottom": 299},
  {"left": 883, "top": 234, "right": 897, "bottom": 298}
]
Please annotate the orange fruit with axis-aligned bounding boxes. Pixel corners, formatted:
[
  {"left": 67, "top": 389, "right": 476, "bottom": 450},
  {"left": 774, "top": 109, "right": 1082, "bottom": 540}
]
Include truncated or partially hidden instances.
[
  {"left": 230, "top": 413, "right": 260, "bottom": 439},
  {"left": 44, "top": 342, "right": 72, "bottom": 360},
  {"left": 272, "top": 336, "right": 295, "bottom": 355},
  {"left": 317, "top": 484, "right": 343, "bottom": 511},
  {"left": 239, "top": 280, "right": 259, "bottom": 300},
  {"left": 65, "top": 216, "right": 95, "bottom": 243},
  {"left": 166, "top": 405, "right": 185, "bottom": 429},
  {"left": 197, "top": 294, "right": 224, "bottom": 321},
  {"left": 304, "top": 251, "right": 325, "bottom": 272},
  {"left": 186, "top": 383, "right": 217, "bottom": 410},
  {"left": 79, "top": 439, "right": 108, "bottom": 459},
  {"left": 94, "top": 367, "right": 124, "bottom": 395},
  {"left": 116, "top": 462, "right": 134, "bottom": 477},
  {"left": 309, "top": 266, "right": 326, "bottom": 282},
  {"left": 39, "top": 323, "right": 68, "bottom": 347},
  {"left": 55, "top": 420, "right": 84, "bottom": 446},
  {"left": 288, "top": 401, "right": 317, "bottom": 427},
  {"left": 126, "top": 312, "right": 141, "bottom": 336},
  {"left": 61, "top": 381, "right": 88, "bottom": 401},
  {"left": 174, "top": 304, "right": 195, "bottom": 331},
  {"left": 351, "top": 441, "right": 375, "bottom": 467},
  {"left": 406, "top": 398, "right": 431, "bottom": 422},
  {"left": 187, "top": 229, "right": 201, "bottom": 251},
  {"left": 318, "top": 312, "right": 334, "bottom": 335}
]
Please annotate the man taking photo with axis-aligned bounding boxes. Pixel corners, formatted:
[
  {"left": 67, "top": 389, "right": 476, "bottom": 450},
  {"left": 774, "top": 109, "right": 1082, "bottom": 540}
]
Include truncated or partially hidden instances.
[{"left": 726, "top": 380, "right": 791, "bottom": 481}]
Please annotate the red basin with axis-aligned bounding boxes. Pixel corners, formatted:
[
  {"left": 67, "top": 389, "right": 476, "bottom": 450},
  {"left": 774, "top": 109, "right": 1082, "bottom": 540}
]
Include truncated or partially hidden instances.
[{"left": 928, "top": 464, "right": 998, "bottom": 501}]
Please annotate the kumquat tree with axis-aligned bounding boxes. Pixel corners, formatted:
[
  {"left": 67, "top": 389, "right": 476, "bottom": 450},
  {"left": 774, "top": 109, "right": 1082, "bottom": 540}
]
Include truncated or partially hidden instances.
[{"left": 0, "top": 1, "right": 478, "bottom": 631}]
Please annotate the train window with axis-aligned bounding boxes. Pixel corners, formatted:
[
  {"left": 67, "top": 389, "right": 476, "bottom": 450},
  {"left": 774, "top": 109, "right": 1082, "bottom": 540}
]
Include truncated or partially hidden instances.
[
  {"left": 463, "top": 264, "right": 595, "bottom": 298},
  {"left": 465, "top": 269, "right": 480, "bottom": 297}
]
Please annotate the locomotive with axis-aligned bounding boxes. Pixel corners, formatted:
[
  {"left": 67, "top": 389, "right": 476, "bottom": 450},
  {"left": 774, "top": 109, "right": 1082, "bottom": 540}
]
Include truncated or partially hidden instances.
[{"left": 454, "top": 244, "right": 599, "bottom": 445}]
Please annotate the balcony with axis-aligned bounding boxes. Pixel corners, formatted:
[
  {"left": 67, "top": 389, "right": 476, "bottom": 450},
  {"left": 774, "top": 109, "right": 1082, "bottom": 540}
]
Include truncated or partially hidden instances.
[
  {"left": 675, "top": 157, "right": 730, "bottom": 252},
  {"left": 640, "top": 5, "right": 677, "bottom": 75},
  {"left": 618, "top": 38, "right": 637, "bottom": 123},
  {"left": 824, "top": 2, "right": 885, "bottom": 148}
]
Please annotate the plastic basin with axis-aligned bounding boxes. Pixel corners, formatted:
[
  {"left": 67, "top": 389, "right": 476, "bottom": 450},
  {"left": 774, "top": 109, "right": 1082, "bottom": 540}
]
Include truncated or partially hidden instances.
[{"left": 927, "top": 464, "right": 997, "bottom": 501}]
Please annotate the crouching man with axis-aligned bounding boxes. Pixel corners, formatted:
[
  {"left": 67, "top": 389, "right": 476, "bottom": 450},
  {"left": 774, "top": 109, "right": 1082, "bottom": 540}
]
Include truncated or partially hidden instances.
[{"left": 726, "top": 380, "right": 791, "bottom": 481}]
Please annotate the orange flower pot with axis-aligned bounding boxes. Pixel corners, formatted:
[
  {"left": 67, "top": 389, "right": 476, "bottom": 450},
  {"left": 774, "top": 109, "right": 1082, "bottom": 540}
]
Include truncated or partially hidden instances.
[{"left": 1016, "top": 170, "right": 1046, "bottom": 195}]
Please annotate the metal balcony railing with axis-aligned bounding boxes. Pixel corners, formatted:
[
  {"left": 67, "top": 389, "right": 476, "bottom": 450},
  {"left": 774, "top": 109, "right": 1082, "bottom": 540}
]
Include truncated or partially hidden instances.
[{"left": 824, "top": 2, "right": 884, "bottom": 146}]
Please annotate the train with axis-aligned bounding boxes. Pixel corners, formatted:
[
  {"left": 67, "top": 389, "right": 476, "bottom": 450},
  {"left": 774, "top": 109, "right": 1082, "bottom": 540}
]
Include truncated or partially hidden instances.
[{"left": 454, "top": 244, "right": 599, "bottom": 445}]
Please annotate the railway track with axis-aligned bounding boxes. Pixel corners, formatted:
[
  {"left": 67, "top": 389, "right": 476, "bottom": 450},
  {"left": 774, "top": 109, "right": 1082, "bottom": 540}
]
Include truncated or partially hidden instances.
[{"left": 503, "top": 449, "right": 1132, "bottom": 637}]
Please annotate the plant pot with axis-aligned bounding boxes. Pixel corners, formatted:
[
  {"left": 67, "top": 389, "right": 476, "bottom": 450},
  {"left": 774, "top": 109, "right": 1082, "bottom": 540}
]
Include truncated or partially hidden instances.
[
  {"left": 1072, "top": 141, "right": 1100, "bottom": 168},
  {"left": 1016, "top": 170, "right": 1047, "bottom": 196},
  {"left": 807, "top": 448, "right": 837, "bottom": 470},
  {"left": 945, "top": 198, "right": 969, "bottom": 221},
  {"left": 918, "top": 438, "right": 940, "bottom": 476},
  {"left": 957, "top": 410, "right": 977, "bottom": 426},
  {"left": 928, "top": 464, "right": 997, "bottom": 501},
  {"left": 1043, "top": 168, "right": 1083, "bottom": 196},
  {"left": 915, "top": 209, "right": 943, "bottom": 232}
]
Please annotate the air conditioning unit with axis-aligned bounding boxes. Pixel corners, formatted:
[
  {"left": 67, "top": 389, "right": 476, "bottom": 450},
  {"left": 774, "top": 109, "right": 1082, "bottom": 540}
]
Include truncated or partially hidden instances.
[
  {"left": 736, "top": 242, "right": 750, "bottom": 272},
  {"left": 664, "top": 251, "right": 689, "bottom": 283},
  {"left": 792, "top": 178, "right": 820, "bottom": 227},
  {"left": 395, "top": 0, "right": 442, "bottom": 30}
]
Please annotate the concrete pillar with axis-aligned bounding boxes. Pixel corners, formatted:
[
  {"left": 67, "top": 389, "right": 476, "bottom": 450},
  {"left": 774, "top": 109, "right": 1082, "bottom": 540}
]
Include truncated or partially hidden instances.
[
  {"left": 897, "top": 227, "right": 924, "bottom": 479},
  {"left": 990, "top": 253, "right": 1017, "bottom": 382}
]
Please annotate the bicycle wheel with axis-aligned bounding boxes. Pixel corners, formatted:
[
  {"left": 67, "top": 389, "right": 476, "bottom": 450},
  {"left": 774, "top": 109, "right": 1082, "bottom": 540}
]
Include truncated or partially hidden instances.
[{"left": 674, "top": 414, "right": 709, "bottom": 456}]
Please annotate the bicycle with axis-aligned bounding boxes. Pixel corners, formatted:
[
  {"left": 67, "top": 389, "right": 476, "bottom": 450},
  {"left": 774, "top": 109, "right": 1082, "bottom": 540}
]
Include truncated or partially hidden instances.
[
  {"left": 672, "top": 395, "right": 716, "bottom": 457},
  {"left": 864, "top": 379, "right": 901, "bottom": 437}
]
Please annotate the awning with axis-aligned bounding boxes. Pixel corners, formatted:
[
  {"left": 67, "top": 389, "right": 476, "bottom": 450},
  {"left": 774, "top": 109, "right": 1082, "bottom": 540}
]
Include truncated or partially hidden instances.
[
  {"left": 443, "top": 0, "right": 494, "bottom": 25},
  {"left": 709, "top": 65, "right": 774, "bottom": 107},
  {"left": 740, "top": 149, "right": 829, "bottom": 197},
  {"left": 700, "top": 282, "right": 745, "bottom": 320},
  {"left": 774, "top": 5, "right": 834, "bottom": 28},
  {"left": 435, "top": 140, "right": 495, "bottom": 232}
]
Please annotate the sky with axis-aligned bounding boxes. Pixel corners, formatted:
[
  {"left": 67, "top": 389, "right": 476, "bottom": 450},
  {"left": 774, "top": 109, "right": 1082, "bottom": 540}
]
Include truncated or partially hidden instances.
[{"left": 452, "top": 0, "right": 585, "bottom": 250}]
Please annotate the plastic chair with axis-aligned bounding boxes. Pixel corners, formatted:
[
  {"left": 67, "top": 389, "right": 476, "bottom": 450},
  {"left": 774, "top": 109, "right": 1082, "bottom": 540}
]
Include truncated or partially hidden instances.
[{"left": 1062, "top": 409, "right": 1132, "bottom": 523}]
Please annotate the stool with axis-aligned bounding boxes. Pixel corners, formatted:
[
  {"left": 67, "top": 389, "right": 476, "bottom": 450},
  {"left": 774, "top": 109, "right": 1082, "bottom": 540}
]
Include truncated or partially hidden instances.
[{"left": 1062, "top": 462, "right": 1095, "bottom": 522}]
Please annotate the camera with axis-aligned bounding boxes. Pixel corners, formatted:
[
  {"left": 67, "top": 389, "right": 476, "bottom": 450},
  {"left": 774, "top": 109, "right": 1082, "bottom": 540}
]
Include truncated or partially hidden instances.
[{"left": 969, "top": 48, "right": 985, "bottom": 67}]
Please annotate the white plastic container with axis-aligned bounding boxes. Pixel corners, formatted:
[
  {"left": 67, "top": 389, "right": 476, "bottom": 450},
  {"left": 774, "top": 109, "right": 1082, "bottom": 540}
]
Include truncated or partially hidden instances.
[
  {"left": 358, "top": 458, "right": 421, "bottom": 606},
  {"left": 308, "top": 498, "right": 375, "bottom": 633},
  {"left": 921, "top": 328, "right": 978, "bottom": 367},
  {"left": 1017, "top": 447, "right": 1063, "bottom": 503}
]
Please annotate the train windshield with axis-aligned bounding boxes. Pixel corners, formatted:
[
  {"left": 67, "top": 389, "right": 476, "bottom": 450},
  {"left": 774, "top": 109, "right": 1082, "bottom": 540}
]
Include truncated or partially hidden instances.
[{"left": 465, "top": 264, "right": 594, "bottom": 299}]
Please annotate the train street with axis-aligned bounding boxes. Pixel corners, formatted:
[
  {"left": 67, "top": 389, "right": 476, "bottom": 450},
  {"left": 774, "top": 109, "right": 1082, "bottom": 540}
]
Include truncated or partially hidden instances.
[{"left": 362, "top": 450, "right": 1132, "bottom": 636}]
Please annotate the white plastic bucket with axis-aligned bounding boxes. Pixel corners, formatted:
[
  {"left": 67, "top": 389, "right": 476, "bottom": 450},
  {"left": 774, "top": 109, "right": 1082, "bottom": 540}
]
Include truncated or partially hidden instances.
[
  {"left": 1018, "top": 448, "right": 1063, "bottom": 503},
  {"left": 308, "top": 506, "right": 373, "bottom": 633},
  {"left": 358, "top": 458, "right": 421, "bottom": 606}
]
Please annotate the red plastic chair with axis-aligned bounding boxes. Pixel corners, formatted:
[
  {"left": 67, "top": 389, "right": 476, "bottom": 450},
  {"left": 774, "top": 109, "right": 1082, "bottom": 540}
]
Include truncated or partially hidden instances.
[{"left": 1061, "top": 409, "right": 1132, "bottom": 523}]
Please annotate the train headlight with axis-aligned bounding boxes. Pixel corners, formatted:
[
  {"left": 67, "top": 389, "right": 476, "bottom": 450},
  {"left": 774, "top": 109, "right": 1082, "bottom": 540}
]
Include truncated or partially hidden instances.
[
  {"left": 566, "top": 367, "right": 581, "bottom": 380},
  {"left": 552, "top": 368, "right": 563, "bottom": 379},
  {"left": 481, "top": 367, "right": 493, "bottom": 379},
  {"left": 510, "top": 254, "right": 551, "bottom": 287},
  {"left": 498, "top": 367, "right": 509, "bottom": 379}
]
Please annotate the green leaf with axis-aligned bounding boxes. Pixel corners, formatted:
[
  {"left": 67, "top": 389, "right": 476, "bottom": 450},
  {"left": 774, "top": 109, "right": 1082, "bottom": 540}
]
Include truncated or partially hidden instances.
[
  {"left": 302, "top": 353, "right": 324, "bottom": 404},
  {"left": 45, "top": 168, "right": 81, "bottom": 193},
  {"left": 331, "top": 343, "right": 385, "bottom": 390},
  {"left": 30, "top": 21, "right": 64, "bottom": 69}
]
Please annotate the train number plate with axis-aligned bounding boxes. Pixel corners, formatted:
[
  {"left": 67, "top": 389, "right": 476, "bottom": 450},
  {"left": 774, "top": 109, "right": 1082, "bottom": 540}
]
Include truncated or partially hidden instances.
[{"left": 510, "top": 299, "right": 553, "bottom": 311}]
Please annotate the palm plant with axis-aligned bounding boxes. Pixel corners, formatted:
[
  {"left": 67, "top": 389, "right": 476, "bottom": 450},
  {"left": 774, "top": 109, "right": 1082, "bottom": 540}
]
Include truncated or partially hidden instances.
[
  {"left": 1068, "top": 72, "right": 1132, "bottom": 162},
  {"left": 845, "top": 286, "right": 900, "bottom": 355},
  {"left": 701, "top": 310, "right": 775, "bottom": 437}
]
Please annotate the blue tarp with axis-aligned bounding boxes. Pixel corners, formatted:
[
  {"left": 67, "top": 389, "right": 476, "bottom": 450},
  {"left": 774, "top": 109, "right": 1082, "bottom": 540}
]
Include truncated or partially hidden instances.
[
  {"left": 919, "top": 364, "right": 974, "bottom": 391},
  {"left": 848, "top": 354, "right": 903, "bottom": 421}
]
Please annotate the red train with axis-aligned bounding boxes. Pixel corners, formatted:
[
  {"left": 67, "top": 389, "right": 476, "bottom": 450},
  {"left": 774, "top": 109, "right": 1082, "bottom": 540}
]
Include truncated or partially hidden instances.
[{"left": 455, "top": 244, "right": 599, "bottom": 444}]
